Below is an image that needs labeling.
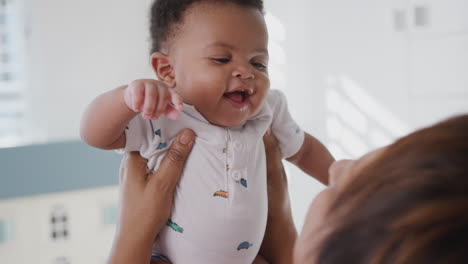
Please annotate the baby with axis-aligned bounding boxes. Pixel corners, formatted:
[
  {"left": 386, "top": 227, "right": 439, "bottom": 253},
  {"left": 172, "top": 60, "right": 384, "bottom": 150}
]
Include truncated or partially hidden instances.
[{"left": 80, "top": 0, "right": 334, "bottom": 263}]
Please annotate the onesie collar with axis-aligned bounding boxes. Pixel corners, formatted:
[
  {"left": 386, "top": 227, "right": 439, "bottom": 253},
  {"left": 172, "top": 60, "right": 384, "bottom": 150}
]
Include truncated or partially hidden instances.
[
  {"left": 181, "top": 103, "right": 210, "bottom": 124},
  {"left": 181, "top": 103, "right": 249, "bottom": 128}
]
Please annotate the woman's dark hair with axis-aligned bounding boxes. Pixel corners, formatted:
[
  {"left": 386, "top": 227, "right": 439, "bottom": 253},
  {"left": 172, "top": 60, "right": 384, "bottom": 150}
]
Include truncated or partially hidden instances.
[
  {"left": 150, "top": 0, "right": 264, "bottom": 53},
  {"left": 318, "top": 114, "right": 468, "bottom": 264}
]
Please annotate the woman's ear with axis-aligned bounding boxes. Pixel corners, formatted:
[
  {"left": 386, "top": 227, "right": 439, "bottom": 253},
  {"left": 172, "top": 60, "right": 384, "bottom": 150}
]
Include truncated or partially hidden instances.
[{"left": 151, "top": 52, "right": 176, "bottom": 88}]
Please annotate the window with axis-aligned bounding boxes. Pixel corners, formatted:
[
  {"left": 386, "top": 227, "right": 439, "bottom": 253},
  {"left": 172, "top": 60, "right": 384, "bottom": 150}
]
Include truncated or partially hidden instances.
[
  {"left": 0, "top": 0, "right": 27, "bottom": 148},
  {"left": 265, "top": 12, "right": 286, "bottom": 91}
]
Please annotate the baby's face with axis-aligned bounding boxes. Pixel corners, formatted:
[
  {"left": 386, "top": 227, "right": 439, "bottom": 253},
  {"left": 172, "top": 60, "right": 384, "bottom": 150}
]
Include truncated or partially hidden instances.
[{"left": 167, "top": 2, "right": 269, "bottom": 127}]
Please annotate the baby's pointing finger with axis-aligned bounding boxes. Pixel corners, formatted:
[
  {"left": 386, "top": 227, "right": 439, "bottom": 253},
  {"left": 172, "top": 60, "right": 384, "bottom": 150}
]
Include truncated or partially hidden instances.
[
  {"left": 165, "top": 104, "right": 180, "bottom": 120},
  {"left": 143, "top": 87, "right": 158, "bottom": 120},
  {"left": 154, "top": 87, "right": 170, "bottom": 119}
]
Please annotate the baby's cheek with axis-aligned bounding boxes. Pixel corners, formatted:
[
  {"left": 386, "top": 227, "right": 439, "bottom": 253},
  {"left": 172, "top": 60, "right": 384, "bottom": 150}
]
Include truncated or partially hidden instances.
[
  {"left": 255, "top": 89, "right": 269, "bottom": 106},
  {"left": 259, "top": 73, "right": 270, "bottom": 89},
  {"left": 257, "top": 79, "right": 270, "bottom": 96},
  {"left": 175, "top": 86, "right": 204, "bottom": 106},
  {"left": 249, "top": 95, "right": 267, "bottom": 117}
]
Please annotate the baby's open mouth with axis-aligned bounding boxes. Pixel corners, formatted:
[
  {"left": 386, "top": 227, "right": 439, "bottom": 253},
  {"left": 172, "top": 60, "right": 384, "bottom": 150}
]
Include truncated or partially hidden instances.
[{"left": 223, "top": 90, "right": 249, "bottom": 103}]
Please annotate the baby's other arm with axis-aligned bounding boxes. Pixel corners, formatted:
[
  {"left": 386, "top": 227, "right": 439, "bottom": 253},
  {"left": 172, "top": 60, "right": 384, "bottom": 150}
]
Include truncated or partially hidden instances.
[
  {"left": 286, "top": 132, "right": 335, "bottom": 185},
  {"left": 80, "top": 80, "right": 183, "bottom": 150},
  {"left": 80, "top": 85, "right": 135, "bottom": 150}
]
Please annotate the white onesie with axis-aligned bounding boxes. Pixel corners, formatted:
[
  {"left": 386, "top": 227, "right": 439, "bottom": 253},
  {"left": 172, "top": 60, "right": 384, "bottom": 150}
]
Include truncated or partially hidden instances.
[{"left": 123, "top": 89, "right": 304, "bottom": 264}]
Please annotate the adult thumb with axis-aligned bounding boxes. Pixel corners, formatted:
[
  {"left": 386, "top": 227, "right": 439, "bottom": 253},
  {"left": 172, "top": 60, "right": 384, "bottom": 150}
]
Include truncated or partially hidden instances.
[{"left": 153, "top": 129, "right": 195, "bottom": 184}]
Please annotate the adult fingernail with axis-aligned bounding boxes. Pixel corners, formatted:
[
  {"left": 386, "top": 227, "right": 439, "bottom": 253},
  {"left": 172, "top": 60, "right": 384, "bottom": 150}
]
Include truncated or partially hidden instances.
[{"left": 180, "top": 130, "right": 192, "bottom": 145}]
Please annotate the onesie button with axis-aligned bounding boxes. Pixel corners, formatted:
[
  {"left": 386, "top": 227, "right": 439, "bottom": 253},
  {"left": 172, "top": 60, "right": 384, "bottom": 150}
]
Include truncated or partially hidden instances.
[
  {"left": 233, "top": 141, "right": 242, "bottom": 151},
  {"left": 232, "top": 170, "right": 242, "bottom": 181},
  {"left": 227, "top": 152, "right": 234, "bottom": 162}
]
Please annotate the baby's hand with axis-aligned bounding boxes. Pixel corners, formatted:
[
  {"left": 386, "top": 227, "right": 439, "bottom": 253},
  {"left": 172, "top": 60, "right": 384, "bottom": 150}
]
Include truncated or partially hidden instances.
[{"left": 124, "top": 79, "right": 183, "bottom": 120}]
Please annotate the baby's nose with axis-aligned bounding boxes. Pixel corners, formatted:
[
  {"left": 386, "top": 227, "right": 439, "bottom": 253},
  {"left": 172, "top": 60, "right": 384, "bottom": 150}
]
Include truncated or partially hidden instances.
[{"left": 232, "top": 68, "right": 255, "bottom": 79}]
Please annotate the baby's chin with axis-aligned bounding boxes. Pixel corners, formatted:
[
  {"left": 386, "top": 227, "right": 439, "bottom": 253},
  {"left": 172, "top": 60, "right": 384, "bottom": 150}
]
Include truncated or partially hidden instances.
[
  {"left": 195, "top": 100, "right": 264, "bottom": 128},
  {"left": 202, "top": 109, "right": 255, "bottom": 128},
  {"left": 207, "top": 116, "right": 250, "bottom": 128}
]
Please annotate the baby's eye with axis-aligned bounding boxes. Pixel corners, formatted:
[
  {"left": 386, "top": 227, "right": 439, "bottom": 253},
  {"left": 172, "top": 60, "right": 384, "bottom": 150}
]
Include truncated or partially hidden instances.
[
  {"left": 212, "top": 58, "right": 230, "bottom": 64},
  {"left": 252, "top": 62, "right": 267, "bottom": 70}
]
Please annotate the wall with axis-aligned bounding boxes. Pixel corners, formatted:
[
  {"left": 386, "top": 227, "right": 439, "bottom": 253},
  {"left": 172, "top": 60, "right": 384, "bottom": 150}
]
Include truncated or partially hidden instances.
[
  {"left": 265, "top": 0, "right": 468, "bottom": 229},
  {"left": 0, "top": 141, "right": 120, "bottom": 199},
  {"left": 25, "top": 0, "right": 154, "bottom": 143}
]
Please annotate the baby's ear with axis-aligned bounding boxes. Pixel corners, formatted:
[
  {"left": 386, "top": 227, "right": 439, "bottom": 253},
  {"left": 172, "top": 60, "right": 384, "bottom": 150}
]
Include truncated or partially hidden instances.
[{"left": 151, "top": 52, "right": 176, "bottom": 88}]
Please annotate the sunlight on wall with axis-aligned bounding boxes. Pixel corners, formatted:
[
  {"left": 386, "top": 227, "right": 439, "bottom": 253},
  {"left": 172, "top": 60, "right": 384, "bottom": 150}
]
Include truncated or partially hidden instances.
[
  {"left": 325, "top": 75, "right": 410, "bottom": 159},
  {"left": 265, "top": 12, "right": 287, "bottom": 90}
]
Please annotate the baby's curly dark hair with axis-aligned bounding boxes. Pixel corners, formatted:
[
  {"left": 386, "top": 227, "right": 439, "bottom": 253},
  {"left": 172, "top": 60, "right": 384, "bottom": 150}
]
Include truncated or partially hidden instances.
[{"left": 150, "top": 0, "right": 264, "bottom": 53}]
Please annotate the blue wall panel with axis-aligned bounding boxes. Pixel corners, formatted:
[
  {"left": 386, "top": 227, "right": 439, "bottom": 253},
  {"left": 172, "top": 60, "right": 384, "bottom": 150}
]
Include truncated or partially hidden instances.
[{"left": 0, "top": 141, "right": 121, "bottom": 199}]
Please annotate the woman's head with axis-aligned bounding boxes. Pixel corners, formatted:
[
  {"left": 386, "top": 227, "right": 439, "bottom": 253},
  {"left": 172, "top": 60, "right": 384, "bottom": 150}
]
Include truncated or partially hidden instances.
[{"left": 296, "top": 114, "right": 468, "bottom": 264}]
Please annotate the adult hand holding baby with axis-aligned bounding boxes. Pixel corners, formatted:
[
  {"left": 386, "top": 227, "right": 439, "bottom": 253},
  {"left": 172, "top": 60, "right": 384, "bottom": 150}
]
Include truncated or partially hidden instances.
[
  {"left": 258, "top": 131, "right": 297, "bottom": 263},
  {"left": 123, "top": 79, "right": 184, "bottom": 120},
  {"left": 108, "top": 129, "right": 195, "bottom": 264}
]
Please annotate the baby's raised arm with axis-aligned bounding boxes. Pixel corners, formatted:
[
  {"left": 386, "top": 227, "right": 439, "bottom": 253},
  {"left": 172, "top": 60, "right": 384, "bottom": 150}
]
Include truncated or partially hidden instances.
[
  {"left": 286, "top": 133, "right": 335, "bottom": 185},
  {"left": 80, "top": 79, "right": 183, "bottom": 150}
]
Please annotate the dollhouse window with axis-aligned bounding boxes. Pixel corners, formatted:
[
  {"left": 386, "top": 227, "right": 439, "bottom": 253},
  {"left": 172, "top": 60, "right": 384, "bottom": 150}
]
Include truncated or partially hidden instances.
[{"left": 50, "top": 206, "right": 69, "bottom": 240}]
